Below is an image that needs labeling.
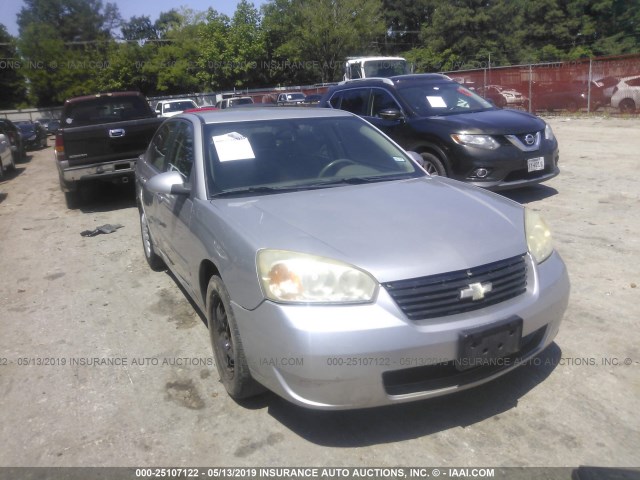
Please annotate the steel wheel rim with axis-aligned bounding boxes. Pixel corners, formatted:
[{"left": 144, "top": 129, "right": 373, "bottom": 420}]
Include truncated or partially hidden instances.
[
  {"left": 213, "top": 297, "right": 235, "bottom": 375},
  {"left": 424, "top": 162, "right": 439, "bottom": 175},
  {"left": 140, "top": 211, "right": 152, "bottom": 259}
]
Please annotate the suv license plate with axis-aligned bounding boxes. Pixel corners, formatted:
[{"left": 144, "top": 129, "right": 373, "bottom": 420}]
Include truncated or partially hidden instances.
[{"left": 528, "top": 157, "right": 545, "bottom": 172}]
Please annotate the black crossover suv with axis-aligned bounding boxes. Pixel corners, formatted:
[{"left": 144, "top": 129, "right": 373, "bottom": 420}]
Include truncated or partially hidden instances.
[{"left": 319, "top": 74, "right": 560, "bottom": 190}]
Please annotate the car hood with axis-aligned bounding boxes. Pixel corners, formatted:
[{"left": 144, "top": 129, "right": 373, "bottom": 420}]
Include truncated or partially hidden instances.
[
  {"left": 212, "top": 177, "right": 526, "bottom": 283},
  {"left": 416, "top": 109, "right": 545, "bottom": 135}
]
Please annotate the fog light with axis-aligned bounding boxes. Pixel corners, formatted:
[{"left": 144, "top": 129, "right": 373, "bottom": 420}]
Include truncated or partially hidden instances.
[{"left": 468, "top": 168, "right": 490, "bottom": 179}]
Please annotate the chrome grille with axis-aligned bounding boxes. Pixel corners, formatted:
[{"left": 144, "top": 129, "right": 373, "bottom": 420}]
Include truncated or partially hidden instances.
[{"left": 383, "top": 255, "right": 527, "bottom": 320}]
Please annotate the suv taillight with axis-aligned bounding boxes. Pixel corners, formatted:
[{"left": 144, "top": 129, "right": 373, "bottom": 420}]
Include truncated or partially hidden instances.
[{"left": 54, "top": 133, "right": 65, "bottom": 160}]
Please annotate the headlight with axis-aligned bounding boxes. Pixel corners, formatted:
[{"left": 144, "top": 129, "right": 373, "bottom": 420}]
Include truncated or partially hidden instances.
[
  {"left": 544, "top": 123, "right": 555, "bottom": 141},
  {"left": 257, "top": 250, "right": 378, "bottom": 304},
  {"left": 451, "top": 134, "right": 499, "bottom": 150},
  {"left": 525, "top": 209, "right": 554, "bottom": 264}
]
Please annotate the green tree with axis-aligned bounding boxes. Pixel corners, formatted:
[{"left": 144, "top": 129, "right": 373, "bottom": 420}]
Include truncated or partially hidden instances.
[
  {"left": 17, "top": 0, "right": 121, "bottom": 105},
  {"left": 196, "top": 10, "right": 232, "bottom": 90},
  {"left": 0, "top": 25, "right": 28, "bottom": 109},
  {"left": 121, "top": 16, "right": 158, "bottom": 42},
  {"left": 197, "top": 2, "right": 267, "bottom": 90},
  {"left": 264, "top": 0, "right": 386, "bottom": 83},
  {"left": 382, "top": 0, "right": 435, "bottom": 54}
]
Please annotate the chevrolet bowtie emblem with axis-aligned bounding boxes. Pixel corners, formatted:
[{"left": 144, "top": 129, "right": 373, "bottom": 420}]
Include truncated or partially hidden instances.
[{"left": 460, "top": 282, "right": 493, "bottom": 301}]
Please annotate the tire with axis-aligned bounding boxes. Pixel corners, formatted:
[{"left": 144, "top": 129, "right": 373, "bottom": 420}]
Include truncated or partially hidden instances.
[
  {"left": 566, "top": 100, "right": 579, "bottom": 113},
  {"left": 618, "top": 98, "right": 636, "bottom": 114},
  {"left": 64, "top": 190, "right": 79, "bottom": 209},
  {"left": 139, "top": 208, "right": 165, "bottom": 271},
  {"left": 5, "top": 152, "right": 16, "bottom": 172},
  {"left": 206, "top": 275, "right": 264, "bottom": 400},
  {"left": 418, "top": 151, "right": 447, "bottom": 176}
]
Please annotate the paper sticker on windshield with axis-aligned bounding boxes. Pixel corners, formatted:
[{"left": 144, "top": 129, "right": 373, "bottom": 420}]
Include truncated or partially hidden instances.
[
  {"left": 426, "top": 96, "right": 447, "bottom": 108},
  {"left": 212, "top": 132, "right": 255, "bottom": 162},
  {"left": 393, "top": 156, "right": 406, "bottom": 162}
]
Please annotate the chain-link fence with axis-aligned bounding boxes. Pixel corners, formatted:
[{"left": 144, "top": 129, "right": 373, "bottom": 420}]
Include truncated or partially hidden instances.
[{"left": 443, "top": 53, "right": 640, "bottom": 115}]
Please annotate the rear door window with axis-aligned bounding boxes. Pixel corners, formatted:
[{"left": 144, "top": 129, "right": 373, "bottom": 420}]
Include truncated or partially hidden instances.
[{"left": 336, "top": 89, "right": 370, "bottom": 116}]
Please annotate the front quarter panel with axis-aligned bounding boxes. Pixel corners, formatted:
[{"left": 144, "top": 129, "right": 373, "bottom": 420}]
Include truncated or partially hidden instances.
[{"left": 190, "top": 199, "right": 265, "bottom": 311}]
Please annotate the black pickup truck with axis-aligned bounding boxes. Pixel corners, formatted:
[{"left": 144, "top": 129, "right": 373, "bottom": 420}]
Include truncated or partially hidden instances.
[{"left": 55, "top": 91, "right": 163, "bottom": 207}]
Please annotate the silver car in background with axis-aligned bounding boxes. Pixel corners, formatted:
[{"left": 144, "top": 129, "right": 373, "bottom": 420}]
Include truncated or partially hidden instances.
[{"left": 136, "top": 108, "right": 570, "bottom": 410}]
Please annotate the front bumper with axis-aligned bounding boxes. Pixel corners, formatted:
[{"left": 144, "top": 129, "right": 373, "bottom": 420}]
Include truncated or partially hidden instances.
[
  {"left": 232, "top": 251, "right": 570, "bottom": 410},
  {"left": 449, "top": 143, "right": 560, "bottom": 190}
]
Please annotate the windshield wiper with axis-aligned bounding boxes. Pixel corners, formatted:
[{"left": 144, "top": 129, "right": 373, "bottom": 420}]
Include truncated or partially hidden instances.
[
  {"left": 303, "top": 174, "right": 415, "bottom": 188},
  {"left": 211, "top": 186, "right": 300, "bottom": 198}
]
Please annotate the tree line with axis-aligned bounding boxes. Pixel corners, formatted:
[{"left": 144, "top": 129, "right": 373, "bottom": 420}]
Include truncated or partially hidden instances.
[{"left": 1, "top": 0, "right": 638, "bottom": 108}]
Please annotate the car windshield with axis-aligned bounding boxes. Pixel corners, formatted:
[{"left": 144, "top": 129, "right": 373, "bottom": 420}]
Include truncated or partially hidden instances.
[
  {"left": 229, "top": 98, "right": 253, "bottom": 106},
  {"left": 204, "top": 116, "right": 424, "bottom": 197},
  {"left": 165, "top": 101, "right": 195, "bottom": 112},
  {"left": 397, "top": 82, "right": 494, "bottom": 116},
  {"left": 65, "top": 97, "right": 152, "bottom": 125},
  {"left": 286, "top": 94, "right": 305, "bottom": 101},
  {"left": 15, "top": 122, "right": 35, "bottom": 132},
  {"left": 363, "top": 60, "right": 409, "bottom": 78}
]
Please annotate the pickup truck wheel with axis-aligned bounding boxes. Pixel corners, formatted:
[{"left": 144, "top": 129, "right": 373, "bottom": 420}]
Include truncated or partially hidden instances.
[
  {"left": 139, "top": 209, "right": 165, "bottom": 271},
  {"left": 419, "top": 152, "right": 447, "bottom": 176},
  {"left": 64, "top": 190, "right": 79, "bottom": 209},
  {"left": 206, "top": 276, "right": 264, "bottom": 400}
]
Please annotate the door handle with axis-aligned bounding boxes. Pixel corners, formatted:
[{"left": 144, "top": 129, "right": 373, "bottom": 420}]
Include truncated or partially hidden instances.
[{"left": 109, "top": 128, "right": 126, "bottom": 138}]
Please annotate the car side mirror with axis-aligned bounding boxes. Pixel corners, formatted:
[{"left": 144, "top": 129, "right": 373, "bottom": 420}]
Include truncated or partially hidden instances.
[
  {"left": 146, "top": 171, "right": 191, "bottom": 196},
  {"left": 378, "top": 109, "right": 404, "bottom": 121}
]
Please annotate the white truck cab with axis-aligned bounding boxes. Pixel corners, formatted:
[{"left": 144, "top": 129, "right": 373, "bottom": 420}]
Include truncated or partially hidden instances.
[{"left": 343, "top": 56, "right": 411, "bottom": 81}]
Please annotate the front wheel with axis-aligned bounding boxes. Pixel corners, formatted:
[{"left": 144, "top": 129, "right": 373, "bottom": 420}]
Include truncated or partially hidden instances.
[
  {"left": 139, "top": 208, "right": 165, "bottom": 271},
  {"left": 418, "top": 152, "right": 447, "bottom": 176},
  {"left": 206, "top": 276, "right": 264, "bottom": 400}
]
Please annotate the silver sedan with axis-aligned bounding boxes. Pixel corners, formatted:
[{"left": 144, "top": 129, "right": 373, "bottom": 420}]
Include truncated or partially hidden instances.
[{"left": 135, "top": 108, "right": 570, "bottom": 410}]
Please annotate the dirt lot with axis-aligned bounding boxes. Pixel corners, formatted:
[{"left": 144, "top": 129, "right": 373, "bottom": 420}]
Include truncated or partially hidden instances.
[{"left": 0, "top": 117, "right": 638, "bottom": 469}]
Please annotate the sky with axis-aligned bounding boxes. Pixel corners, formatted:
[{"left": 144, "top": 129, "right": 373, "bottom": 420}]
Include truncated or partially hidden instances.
[{"left": 1, "top": 0, "right": 266, "bottom": 37}]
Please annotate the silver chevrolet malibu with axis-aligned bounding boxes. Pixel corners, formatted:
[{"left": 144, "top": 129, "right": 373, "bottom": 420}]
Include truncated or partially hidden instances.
[{"left": 135, "top": 107, "right": 569, "bottom": 410}]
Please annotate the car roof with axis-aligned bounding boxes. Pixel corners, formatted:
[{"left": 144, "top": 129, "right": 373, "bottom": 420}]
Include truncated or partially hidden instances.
[
  {"left": 161, "top": 98, "right": 196, "bottom": 104},
  {"left": 338, "top": 73, "right": 452, "bottom": 88},
  {"left": 186, "top": 107, "right": 354, "bottom": 124},
  {"left": 64, "top": 91, "right": 144, "bottom": 104}
]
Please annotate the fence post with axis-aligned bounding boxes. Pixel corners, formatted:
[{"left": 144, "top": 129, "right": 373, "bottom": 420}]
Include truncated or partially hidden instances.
[
  {"left": 587, "top": 58, "right": 593, "bottom": 114},
  {"left": 528, "top": 64, "right": 533, "bottom": 113}
]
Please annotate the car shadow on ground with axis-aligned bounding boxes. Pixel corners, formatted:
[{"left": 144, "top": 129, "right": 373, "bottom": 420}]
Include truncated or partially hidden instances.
[
  {"left": 75, "top": 181, "right": 137, "bottom": 212},
  {"left": 18, "top": 152, "right": 35, "bottom": 164},
  {"left": 233, "top": 343, "right": 562, "bottom": 446},
  {"left": 499, "top": 184, "right": 558, "bottom": 204},
  {"left": 0, "top": 166, "right": 27, "bottom": 183}
]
